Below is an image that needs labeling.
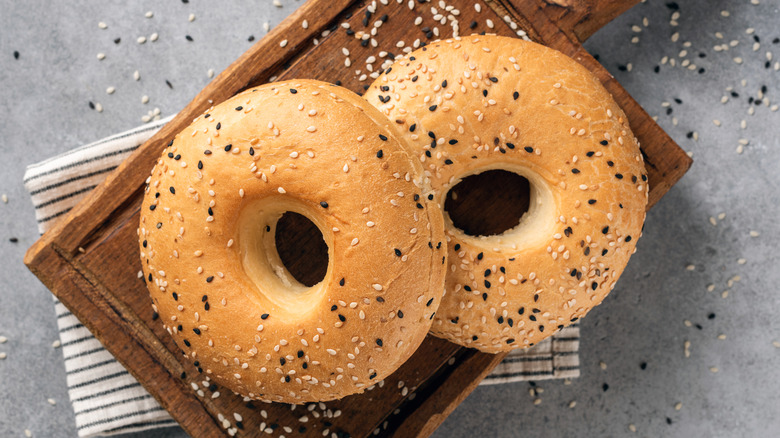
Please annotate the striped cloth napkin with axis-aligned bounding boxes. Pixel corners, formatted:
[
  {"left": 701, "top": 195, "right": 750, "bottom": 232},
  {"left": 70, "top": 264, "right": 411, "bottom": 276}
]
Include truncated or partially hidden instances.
[{"left": 24, "top": 117, "right": 580, "bottom": 437}]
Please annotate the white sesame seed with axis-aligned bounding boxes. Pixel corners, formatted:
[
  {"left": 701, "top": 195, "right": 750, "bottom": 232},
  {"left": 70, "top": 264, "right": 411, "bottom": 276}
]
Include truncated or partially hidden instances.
[
  {"left": 351, "top": 238, "right": 359, "bottom": 246},
  {"left": 280, "top": 39, "right": 288, "bottom": 48},
  {"left": 47, "top": 398, "right": 56, "bottom": 406},
  {"left": 150, "top": 33, "right": 159, "bottom": 42},
  {"left": 96, "top": 53, "right": 106, "bottom": 60},
  {"left": 307, "top": 126, "right": 317, "bottom": 132},
  {"left": 372, "top": 284, "right": 383, "bottom": 291},
  {"left": 0, "top": 352, "right": 6, "bottom": 360},
  {"left": 189, "top": 13, "right": 196, "bottom": 22},
  {"left": 137, "top": 36, "right": 147, "bottom": 44},
  {"left": 278, "top": 187, "right": 286, "bottom": 194},
  {"left": 145, "top": 11, "right": 153, "bottom": 18},
  {"left": 327, "top": 349, "right": 337, "bottom": 356},
  {"left": 52, "top": 340, "right": 61, "bottom": 348},
  {"left": 106, "top": 86, "right": 115, "bottom": 95}
]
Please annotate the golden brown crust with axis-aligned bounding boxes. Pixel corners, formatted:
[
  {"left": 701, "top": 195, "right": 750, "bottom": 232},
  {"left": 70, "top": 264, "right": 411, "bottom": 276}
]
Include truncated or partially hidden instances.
[
  {"left": 138, "top": 80, "right": 447, "bottom": 403},
  {"left": 365, "top": 35, "right": 648, "bottom": 353}
]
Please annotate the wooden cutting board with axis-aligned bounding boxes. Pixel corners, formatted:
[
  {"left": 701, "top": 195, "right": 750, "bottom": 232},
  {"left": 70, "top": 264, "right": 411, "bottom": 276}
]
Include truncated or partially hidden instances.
[{"left": 24, "top": 0, "right": 692, "bottom": 437}]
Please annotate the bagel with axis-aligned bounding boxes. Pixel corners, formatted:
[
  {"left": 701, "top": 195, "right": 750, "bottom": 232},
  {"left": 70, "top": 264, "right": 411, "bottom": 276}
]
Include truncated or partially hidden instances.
[
  {"left": 138, "top": 80, "right": 447, "bottom": 402},
  {"left": 365, "top": 35, "right": 648, "bottom": 353}
]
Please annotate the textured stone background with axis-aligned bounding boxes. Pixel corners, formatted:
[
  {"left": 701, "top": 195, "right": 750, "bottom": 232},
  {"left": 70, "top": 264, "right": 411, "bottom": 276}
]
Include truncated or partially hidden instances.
[{"left": 1, "top": 0, "right": 778, "bottom": 436}]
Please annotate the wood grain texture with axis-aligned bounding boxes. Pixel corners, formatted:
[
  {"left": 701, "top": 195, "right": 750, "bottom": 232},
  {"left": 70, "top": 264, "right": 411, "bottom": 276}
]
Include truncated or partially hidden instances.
[
  {"left": 522, "top": 0, "right": 641, "bottom": 42},
  {"left": 25, "top": 1, "right": 691, "bottom": 437}
]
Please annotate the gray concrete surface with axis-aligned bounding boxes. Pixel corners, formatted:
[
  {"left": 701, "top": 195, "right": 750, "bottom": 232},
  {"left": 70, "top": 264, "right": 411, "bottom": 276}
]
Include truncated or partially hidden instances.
[{"left": 1, "top": 0, "right": 778, "bottom": 437}]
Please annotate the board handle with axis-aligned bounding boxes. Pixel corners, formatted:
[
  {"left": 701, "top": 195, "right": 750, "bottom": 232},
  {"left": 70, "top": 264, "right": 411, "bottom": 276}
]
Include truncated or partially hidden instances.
[{"left": 507, "top": 0, "right": 641, "bottom": 42}]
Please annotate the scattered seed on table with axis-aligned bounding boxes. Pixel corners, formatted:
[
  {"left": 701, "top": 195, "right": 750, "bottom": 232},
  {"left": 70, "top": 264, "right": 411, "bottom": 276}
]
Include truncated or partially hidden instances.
[{"left": 52, "top": 340, "right": 61, "bottom": 348}]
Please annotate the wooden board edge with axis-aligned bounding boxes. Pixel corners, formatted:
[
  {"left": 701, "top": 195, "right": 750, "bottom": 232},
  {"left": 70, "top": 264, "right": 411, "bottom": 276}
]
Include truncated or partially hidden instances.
[
  {"left": 24, "top": 243, "right": 226, "bottom": 437},
  {"left": 388, "top": 350, "right": 508, "bottom": 438}
]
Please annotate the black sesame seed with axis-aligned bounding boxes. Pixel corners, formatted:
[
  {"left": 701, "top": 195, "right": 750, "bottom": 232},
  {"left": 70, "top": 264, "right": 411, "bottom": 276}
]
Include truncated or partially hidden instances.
[
  {"left": 197, "top": 161, "right": 203, "bottom": 169},
  {"left": 193, "top": 328, "right": 201, "bottom": 335},
  {"left": 280, "top": 357, "right": 286, "bottom": 366},
  {"left": 185, "top": 35, "right": 193, "bottom": 41},
  {"left": 183, "top": 339, "right": 191, "bottom": 347},
  {"left": 497, "top": 316, "right": 504, "bottom": 324},
  {"left": 524, "top": 146, "right": 533, "bottom": 153},
  {"left": 586, "top": 151, "right": 595, "bottom": 157},
  {"left": 409, "top": 124, "right": 416, "bottom": 132},
  {"left": 572, "top": 168, "right": 580, "bottom": 174},
  {"left": 640, "top": 362, "right": 647, "bottom": 370},
  {"left": 235, "top": 106, "right": 243, "bottom": 111},
  {"left": 429, "top": 104, "right": 437, "bottom": 111},
  {"left": 602, "top": 383, "right": 609, "bottom": 392},
  {"left": 449, "top": 139, "right": 458, "bottom": 145},
  {"left": 397, "top": 310, "right": 404, "bottom": 318},
  {"left": 206, "top": 276, "right": 214, "bottom": 283},
  {"left": 166, "top": 80, "right": 173, "bottom": 89},
  {"left": 484, "top": 280, "right": 491, "bottom": 288},
  {"left": 518, "top": 307, "right": 525, "bottom": 315},
  {"left": 625, "top": 235, "right": 632, "bottom": 242},
  {"left": 426, "top": 298, "right": 434, "bottom": 306},
  {"left": 489, "top": 77, "right": 498, "bottom": 83},
  {"left": 615, "top": 173, "right": 624, "bottom": 179},
  {"left": 375, "top": 338, "right": 383, "bottom": 347},
  {"left": 588, "top": 199, "right": 596, "bottom": 205},
  {"left": 261, "top": 313, "right": 269, "bottom": 320},
  {"left": 444, "top": 159, "right": 453, "bottom": 165},
  {"left": 320, "top": 201, "right": 328, "bottom": 208},
  {"left": 378, "top": 134, "right": 388, "bottom": 141},
  {"left": 224, "top": 144, "right": 232, "bottom": 152},
  {"left": 477, "top": 252, "right": 483, "bottom": 260},
  {"left": 513, "top": 91, "right": 519, "bottom": 100},
  {"left": 339, "top": 278, "right": 345, "bottom": 286},
  {"left": 172, "top": 292, "right": 178, "bottom": 301},
  {"left": 290, "top": 88, "right": 298, "bottom": 94},
  {"left": 169, "top": 187, "right": 176, "bottom": 195},
  {"left": 149, "top": 205, "right": 156, "bottom": 211},
  {"left": 204, "top": 149, "right": 212, "bottom": 155},
  {"left": 394, "top": 248, "right": 402, "bottom": 256},
  {"left": 482, "top": 293, "right": 488, "bottom": 301},
  {"left": 202, "top": 295, "right": 208, "bottom": 302},
  {"left": 377, "top": 150, "right": 384, "bottom": 158}
]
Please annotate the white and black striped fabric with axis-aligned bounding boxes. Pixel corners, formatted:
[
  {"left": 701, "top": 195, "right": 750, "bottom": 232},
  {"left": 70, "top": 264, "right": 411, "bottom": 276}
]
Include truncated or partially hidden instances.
[{"left": 23, "top": 116, "right": 579, "bottom": 436}]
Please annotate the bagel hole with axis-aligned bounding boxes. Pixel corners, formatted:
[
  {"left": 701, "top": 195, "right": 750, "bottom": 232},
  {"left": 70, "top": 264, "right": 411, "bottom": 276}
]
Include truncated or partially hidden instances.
[
  {"left": 274, "top": 212, "right": 328, "bottom": 287},
  {"left": 444, "top": 170, "right": 531, "bottom": 236}
]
